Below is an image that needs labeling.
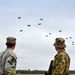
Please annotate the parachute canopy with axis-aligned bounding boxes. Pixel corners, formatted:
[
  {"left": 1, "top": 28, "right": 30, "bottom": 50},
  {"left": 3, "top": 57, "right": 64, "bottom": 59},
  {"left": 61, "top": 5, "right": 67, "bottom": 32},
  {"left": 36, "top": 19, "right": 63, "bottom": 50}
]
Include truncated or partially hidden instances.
[{"left": 18, "top": 17, "right": 21, "bottom": 19}]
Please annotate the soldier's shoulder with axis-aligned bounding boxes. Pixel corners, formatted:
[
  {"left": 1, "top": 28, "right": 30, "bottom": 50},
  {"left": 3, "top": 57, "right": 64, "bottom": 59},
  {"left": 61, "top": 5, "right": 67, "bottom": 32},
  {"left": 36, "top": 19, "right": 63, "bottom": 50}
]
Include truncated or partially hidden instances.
[
  {"left": 7, "top": 50, "right": 17, "bottom": 59},
  {"left": 60, "top": 52, "right": 66, "bottom": 55},
  {"left": 7, "top": 50, "right": 15, "bottom": 55},
  {"left": 11, "top": 52, "right": 17, "bottom": 59},
  {"left": 0, "top": 50, "right": 6, "bottom": 56},
  {"left": 5, "top": 50, "right": 12, "bottom": 56},
  {"left": 12, "top": 54, "right": 17, "bottom": 59},
  {"left": 58, "top": 52, "right": 67, "bottom": 57}
]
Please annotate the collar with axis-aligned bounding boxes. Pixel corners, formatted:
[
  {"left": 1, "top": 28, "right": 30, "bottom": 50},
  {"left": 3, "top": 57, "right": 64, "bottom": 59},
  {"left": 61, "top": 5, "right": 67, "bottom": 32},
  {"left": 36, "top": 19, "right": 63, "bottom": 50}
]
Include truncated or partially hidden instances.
[{"left": 6, "top": 48, "right": 13, "bottom": 51}]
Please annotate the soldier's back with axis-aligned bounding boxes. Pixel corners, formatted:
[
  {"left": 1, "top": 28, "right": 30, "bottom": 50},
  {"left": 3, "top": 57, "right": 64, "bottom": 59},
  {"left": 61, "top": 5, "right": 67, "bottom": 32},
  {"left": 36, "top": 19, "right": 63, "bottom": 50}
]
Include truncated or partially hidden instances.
[{"left": 2, "top": 48, "right": 16, "bottom": 74}]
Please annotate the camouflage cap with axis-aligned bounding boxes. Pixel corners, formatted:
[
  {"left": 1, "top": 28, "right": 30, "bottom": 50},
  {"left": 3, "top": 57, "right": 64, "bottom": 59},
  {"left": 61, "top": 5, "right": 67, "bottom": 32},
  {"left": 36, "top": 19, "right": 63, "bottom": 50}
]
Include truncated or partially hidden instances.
[
  {"left": 6, "top": 36, "right": 16, "bottom": 43},
  {"left": 53, "top": 37, "right": 66, "bottom": 48}
]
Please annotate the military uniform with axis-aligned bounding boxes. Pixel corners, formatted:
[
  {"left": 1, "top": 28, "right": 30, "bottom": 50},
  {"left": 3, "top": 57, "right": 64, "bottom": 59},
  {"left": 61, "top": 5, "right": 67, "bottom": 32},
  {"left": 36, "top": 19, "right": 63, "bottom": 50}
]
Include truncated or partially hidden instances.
[
  {"left": 51, "top": 37, "right": 70, "bottom": 75},
  {"left": 2, "top": 48, "right": 17, "bottom": 75},
  {"left": 0, "top": 51, "right": 6, "bottom": 75},
  {"left": 1, "top": 36, "right": 17, "bottom": 75}
]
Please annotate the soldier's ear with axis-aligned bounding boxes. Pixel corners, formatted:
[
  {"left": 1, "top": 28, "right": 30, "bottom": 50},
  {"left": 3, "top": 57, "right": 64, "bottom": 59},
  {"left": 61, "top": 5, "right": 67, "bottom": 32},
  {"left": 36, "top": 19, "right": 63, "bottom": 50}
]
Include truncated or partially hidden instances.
[{"left": 14, "top": 43, "right": 16, "bottom": 46}]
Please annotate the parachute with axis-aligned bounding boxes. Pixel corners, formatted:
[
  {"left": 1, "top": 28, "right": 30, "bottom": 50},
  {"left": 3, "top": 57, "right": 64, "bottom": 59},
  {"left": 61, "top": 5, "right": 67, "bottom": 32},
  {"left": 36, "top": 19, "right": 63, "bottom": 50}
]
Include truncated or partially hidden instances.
[
  {"left": 59, "top": 30, "right": 62, "bottom": 32},
  {"left": 40, "top": 18, "right": 43, "bottom": 20},
  {"left": 18, "top": 17, "right": 21, "bottom": 19},
  {"left": 27, "top": 25, "right": 31, "bottom": 27},
  {"left": 20, "top": 30, "right": 23, "bottom": 32},
  {"left": 46, "top": 35, "right": 48, "bottom": 37},
  {"left": 38, "top": 23, "right": 41, "bottom": 25},
  {"left": 49, "top": 33, "right": 51, "bottom": 35}
]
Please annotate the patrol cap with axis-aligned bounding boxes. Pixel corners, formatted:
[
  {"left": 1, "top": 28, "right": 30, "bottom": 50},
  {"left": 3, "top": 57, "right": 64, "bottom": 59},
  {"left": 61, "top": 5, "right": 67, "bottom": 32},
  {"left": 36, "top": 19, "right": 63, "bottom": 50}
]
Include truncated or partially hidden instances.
[
  {"left": 6, "top": 36, "right": 16, "bottom": 43},
  {"left": 53, "top": 37, "right": 66, "bottom": 48}
]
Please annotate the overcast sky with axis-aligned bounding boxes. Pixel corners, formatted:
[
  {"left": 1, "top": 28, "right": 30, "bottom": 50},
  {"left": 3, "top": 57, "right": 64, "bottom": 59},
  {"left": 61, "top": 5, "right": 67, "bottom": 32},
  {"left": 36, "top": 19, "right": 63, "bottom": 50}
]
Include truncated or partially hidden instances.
[{"left": 0, "top": 0, "right": 75, "bottom": 70}]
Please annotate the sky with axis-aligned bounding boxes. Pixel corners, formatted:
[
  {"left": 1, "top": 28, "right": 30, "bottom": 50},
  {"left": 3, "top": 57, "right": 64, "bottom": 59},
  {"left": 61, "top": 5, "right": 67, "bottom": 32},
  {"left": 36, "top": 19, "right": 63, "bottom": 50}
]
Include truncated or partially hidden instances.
[{"left": 0, "top": 0, "right": 75, "bottom": 70}]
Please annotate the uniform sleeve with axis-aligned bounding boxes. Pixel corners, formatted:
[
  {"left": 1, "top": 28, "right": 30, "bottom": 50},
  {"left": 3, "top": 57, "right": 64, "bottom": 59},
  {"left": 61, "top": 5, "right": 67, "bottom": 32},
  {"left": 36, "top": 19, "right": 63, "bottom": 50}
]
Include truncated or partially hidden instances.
[
  {"left": 52, "top": 54, "right": 66, "bottom": 75},
  {"left": 5, "top": 54, "right": 17, "bottom": 73}
]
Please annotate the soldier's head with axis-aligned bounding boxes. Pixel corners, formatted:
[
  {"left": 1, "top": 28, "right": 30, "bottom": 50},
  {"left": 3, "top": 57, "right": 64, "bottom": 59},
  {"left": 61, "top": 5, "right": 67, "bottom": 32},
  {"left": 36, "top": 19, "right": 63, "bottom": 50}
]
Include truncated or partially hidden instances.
[
  {"left": 53, "top": 37, "right": 66, "bottom": 50},
  {"left": 6, "top": 36, "right": 16, "bottom": 49}
]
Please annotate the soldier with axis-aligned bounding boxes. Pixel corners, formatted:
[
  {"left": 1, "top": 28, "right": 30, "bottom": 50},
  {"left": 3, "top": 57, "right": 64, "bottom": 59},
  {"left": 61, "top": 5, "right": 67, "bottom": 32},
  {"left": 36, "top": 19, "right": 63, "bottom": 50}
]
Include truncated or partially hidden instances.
[
  {"left": 52, "top": 37, "right": 70, "bottom": 75},
  {"left": 2, "top": 36, "right": 17, "bottom": 75}
]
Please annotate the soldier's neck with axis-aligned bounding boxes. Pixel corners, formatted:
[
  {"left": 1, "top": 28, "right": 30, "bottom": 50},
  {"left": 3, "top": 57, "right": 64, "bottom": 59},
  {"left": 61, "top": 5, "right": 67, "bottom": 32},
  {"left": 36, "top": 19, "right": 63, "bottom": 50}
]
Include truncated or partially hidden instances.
[
  {"left": 57, "top": 49, "right": 65, "bottom": 53},
  {"left": 7, "top": 47, "right": 15, "bottom": 51}
]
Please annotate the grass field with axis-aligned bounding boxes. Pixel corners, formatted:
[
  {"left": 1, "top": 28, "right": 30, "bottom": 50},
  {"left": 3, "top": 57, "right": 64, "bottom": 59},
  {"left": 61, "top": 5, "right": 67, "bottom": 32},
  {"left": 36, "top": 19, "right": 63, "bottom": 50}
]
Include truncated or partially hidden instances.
[{"left": 17, "top": 74, "right": 75, "bottom": 75}]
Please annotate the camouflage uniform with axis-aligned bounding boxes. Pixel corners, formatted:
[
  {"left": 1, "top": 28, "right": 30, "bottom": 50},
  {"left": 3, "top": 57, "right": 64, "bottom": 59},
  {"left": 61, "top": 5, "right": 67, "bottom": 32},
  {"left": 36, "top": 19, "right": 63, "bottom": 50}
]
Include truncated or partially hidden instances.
[
  {"left": 0, "top": 51, "right": 6, "bottom": 75},
  {"left": 52, "top": 37, "right": 70, "bottom": 75},
  {"left": 2, "top": 36, "right": 17, "bottom": 75}
]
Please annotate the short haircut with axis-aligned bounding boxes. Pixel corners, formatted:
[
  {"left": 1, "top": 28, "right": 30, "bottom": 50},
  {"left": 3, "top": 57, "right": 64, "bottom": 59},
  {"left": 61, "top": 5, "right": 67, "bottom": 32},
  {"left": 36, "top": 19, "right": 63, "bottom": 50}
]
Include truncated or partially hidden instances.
[{"left": 6, "top": 43, "right": 15, "bottom": 48}]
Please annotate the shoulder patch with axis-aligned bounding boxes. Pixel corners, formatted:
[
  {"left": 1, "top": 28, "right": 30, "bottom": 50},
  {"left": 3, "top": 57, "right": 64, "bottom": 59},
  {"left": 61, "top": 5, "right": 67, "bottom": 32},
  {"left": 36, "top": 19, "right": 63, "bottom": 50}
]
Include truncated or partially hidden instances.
[{"left": 12, "top": 54, "right": 17, "bottom": 59}]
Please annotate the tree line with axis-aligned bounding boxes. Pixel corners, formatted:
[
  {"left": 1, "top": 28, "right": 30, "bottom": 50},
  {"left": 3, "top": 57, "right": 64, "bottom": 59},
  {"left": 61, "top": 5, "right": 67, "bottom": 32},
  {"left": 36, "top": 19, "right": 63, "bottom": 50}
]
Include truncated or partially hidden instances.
[{"left": 16, "top": 69, "right": 75, "bottom": 74}]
